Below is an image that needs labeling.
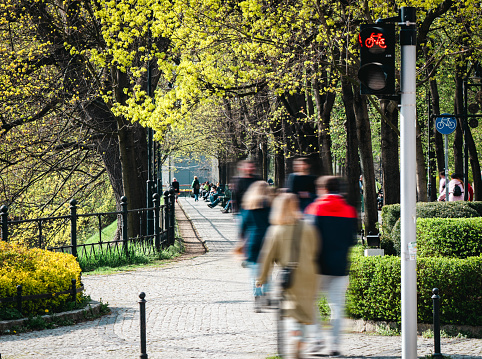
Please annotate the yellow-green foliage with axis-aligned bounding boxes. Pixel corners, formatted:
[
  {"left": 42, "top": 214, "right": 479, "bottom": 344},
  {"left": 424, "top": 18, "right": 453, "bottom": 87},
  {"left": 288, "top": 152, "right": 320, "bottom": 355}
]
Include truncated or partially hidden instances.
[{"left": 0, "top": 241, "right": 82, "bottom": 315}]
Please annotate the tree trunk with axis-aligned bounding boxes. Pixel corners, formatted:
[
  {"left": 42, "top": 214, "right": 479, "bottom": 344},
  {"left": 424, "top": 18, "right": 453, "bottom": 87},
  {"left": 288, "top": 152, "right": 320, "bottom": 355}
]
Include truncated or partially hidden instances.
[
  {"left": 353, "top": 90, "right": 378, "bottom": 235},
  {"left": 416, "top": 118, "right": 428, "bottom": 201},
  {"left": 341, "top": 77, "right": 361, "bottom": 211},
  {"left": 453, "top": 64, "right": 465, "bottom": 174},
  {"left": 380, "top": 99, "right": 400, "bottom": 205}
]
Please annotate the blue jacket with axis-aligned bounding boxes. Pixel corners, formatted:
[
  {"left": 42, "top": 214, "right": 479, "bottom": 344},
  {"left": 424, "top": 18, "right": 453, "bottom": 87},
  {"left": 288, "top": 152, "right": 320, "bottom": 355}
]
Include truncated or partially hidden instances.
[{"left": 240, "top": 207, "right": 271, "bottom": 263}]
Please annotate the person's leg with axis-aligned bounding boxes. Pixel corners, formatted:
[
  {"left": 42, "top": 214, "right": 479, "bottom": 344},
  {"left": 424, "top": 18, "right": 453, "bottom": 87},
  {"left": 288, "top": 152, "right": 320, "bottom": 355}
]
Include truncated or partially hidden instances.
[
  {"left": 247, "top": 262, "right": 263, "bottom": 312},
  {"left": 304, "top": 274, "right": 325, "bottom": 356},
  {"left": 323, "top": 275, "right": 349, "bottom": 354},
  {"left": 284, "top": 317, "right": 307, "bottom": 359}
]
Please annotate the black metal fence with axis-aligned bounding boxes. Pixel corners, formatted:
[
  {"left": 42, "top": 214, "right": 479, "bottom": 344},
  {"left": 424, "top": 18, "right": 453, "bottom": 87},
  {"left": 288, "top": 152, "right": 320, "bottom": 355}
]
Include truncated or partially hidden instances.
[{"left": 0, "top": 191, "right": 176, "bottom": 260}]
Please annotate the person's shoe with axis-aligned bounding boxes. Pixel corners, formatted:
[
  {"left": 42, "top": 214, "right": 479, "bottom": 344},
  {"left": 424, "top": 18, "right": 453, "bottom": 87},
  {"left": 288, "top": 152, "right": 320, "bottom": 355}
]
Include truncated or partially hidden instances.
[
  {"left": 207, "top": 204, "right": 213, "bottom": 208},
  {"left": 303, "top": 341, "right": 325, "bottom": 357},
  {"left": 329, "top": 350, "right": 340, "bottom": 357}
]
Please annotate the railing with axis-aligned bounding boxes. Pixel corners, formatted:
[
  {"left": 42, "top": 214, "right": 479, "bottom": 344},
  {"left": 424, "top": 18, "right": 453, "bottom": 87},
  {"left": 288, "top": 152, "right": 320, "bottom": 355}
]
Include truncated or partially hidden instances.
[
  {"left": 0, "top": 279, "right": 83, "bottom": 315},
  {"left": 0, "top": 191, "right": 176, "bottom": 260}
]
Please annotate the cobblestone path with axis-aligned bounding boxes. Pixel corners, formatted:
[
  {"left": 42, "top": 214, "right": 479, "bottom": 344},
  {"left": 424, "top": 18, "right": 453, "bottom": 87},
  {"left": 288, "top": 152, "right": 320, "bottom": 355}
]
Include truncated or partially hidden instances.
[{"left": 0, "top": 196, "right": 481, "bottom": 359}]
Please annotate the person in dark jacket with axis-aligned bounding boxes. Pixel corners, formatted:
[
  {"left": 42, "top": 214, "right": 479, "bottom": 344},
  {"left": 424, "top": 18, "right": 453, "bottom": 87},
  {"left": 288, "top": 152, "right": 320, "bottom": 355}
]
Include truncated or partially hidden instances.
[
  {"left": 304, "top": 176, "right": 358, "bottom": 357},
  {"left": 240, "top": 180, "right": 272, "bottom": 312},
  {"left": 171, "top": 178, "right": 180, "bottom": 203},
  {"left": 286, "top": 157, "right": 317, "bottom": 212},
  {"left": 192, "top": 176, "right": 200, "bottom": 202}
]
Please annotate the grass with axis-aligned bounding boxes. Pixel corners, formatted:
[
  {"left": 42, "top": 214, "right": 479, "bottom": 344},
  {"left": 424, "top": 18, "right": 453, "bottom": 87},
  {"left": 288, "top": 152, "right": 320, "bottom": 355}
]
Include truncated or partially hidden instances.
[
  {"left": 80, "top": 236, "right": 185, "bottom": 274},
  {"left": 82, "top": 220, "right": 118, "bottom": 244}
]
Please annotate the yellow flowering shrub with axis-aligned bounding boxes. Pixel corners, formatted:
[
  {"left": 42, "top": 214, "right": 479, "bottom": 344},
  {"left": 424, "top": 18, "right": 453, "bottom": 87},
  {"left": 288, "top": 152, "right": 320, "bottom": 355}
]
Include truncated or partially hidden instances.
[{"left": 0, "top": 241, "right": 82, "bottom": 316}]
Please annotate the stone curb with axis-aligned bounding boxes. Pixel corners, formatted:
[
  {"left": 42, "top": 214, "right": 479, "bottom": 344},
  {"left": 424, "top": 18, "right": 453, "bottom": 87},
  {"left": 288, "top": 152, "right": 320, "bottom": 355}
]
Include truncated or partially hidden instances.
[
  {"left": 347, "top": 318, "right": 482, "bottom": 337},
  {"left": 0, "top": 300, "right": 103, "bottom": 333}
]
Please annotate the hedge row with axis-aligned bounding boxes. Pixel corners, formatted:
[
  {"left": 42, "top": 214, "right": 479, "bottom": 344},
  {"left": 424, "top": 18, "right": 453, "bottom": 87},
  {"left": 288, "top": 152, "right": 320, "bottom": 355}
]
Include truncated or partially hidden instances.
[
  {"left": 381, "top": 201, "right": 482, "bottom": 235},
  {"left": 0, "top": 241, "right": 82, "bottom": 318},
  {"left": 417, "top": 218, "right": 482, "bottom": 258},
  {"left": 347, "top": 254, "right": 482, "bottom": 326}
]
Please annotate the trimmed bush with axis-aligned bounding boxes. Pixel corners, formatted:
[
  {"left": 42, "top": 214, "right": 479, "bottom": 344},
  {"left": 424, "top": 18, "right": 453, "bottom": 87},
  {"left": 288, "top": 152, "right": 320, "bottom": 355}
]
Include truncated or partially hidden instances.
[
  {"left": 347, "top": 254, "right": 482, "bottom": 326},
  {"left": 0, "top": 241, "right": 82, "bottom": 318},
  {"left": 382, "top": 202, "right": 480, "bottom": 255},
  {"left": 417, "top": 218, "right": 482, "bottom": 258},
  {"left": 381, "top": 202, "right": 480, "bottom": 234}
]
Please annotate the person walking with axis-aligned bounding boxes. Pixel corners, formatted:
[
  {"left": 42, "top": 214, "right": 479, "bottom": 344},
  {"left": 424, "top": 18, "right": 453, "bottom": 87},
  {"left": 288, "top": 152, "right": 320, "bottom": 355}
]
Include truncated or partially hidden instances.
[
  {"left": 192, "top": 176, "right": 200, "bottom": 202},
  {"left": 305, "top": 176, "right": 358, "bottom": 357},
  {"left": 286, "top": 157, "right": 317, "bottom": 212},
  {"left": 240, "top": 180, "right": 272, "bottom": 312},
  {"left": 171, "top": 178, "right": 180, "bottom": 203},
  {"left": 256, "top": 193, "right": 320, "bottom": 359},
  {"left": 438, "top": 173, "right": 464, "bottom": 202}
]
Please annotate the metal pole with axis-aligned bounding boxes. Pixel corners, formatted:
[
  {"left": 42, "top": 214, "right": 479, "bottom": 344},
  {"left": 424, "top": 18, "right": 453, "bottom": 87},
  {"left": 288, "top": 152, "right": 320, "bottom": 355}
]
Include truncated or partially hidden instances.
[
  {"left": 444, "top": 135, "right": 449, "bottom": 201},
  {"left": 70, "top": 199, "right": 78, "bottom": 258},
  {"left": 432, "top": 288, "right": 442, "bottom": 358},
  {"left": 1, "top": 205, "right": 8, "bottom": 241},
  {"left": 138, "top": 292, "right": 148, "bottom": 359},
  {"left": 399, "top": 7, "right": 418, "bottom": 359},
  {"left": 146, "top": 16, "right": 154, "bottom": 236}
]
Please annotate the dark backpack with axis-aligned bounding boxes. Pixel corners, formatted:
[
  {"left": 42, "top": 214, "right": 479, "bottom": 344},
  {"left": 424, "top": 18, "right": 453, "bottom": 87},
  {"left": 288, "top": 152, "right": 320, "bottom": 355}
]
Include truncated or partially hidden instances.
[{"left": 453, "top": 184, "right": 462, "bottom": 197}]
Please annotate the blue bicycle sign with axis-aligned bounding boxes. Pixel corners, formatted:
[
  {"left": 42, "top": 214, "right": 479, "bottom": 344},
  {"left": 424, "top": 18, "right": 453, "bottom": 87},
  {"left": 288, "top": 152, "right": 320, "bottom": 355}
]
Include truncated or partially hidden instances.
[{"left": 435, "top": 113, "right": 457, "bottom": 135}]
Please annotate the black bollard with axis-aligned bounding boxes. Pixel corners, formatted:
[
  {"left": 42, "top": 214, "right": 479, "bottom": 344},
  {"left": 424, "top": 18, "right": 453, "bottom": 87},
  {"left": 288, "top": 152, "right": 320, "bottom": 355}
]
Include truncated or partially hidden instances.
[
  {"left": 432, "top": 288, "right": 442, "bottom": 358},
  {"left": 139, "top": 292, "right": 148, "bottom": 359}
]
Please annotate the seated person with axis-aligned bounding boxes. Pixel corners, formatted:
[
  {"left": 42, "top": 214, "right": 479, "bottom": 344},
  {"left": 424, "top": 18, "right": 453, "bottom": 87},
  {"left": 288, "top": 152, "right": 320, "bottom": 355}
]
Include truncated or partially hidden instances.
[
  {"left": 221, "top": 199, "right": 232, "bottom": 213},
  {"left": 208, "top": 186, "right": 223, "bottom": 208}
]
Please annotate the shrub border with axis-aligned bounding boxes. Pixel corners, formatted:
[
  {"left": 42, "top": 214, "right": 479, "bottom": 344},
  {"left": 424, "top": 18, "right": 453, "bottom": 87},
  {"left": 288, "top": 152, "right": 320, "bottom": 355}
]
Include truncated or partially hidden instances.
[{"left": 0, "top": 300, "right": 105, "bottom": 333}]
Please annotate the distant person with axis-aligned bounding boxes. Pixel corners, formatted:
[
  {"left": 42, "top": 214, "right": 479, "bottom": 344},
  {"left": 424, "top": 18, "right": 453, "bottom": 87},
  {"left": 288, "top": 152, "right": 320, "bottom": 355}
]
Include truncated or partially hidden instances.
[
  {"left": 286, "top": 157, "right": 317, "bottom": 212},
  {"left": 171, "top": 178, "right": 180, "bottom": 203},
  {"left": 438, "top": 173, "right": 464, "bottom": 202},
  {"left": 439, "top": 170, "right": 446, "bottom": 195},
  {"left": 467, "top": 181, "right": 474, "bottom": 201},
  {"left": 192, "top": 176, "right": 200, "bottom": 202},
  {"left": 240, "top": 181, "right": 272, "bottom": 312},
  {"left": 256, "top": 193, "right": 320, "bottom": 359},
  {"left": 232, "top": 160, "right": 260, "bottom": 214},
  {"left": 305, "top": 176, "right": 358, "bottom": 357}
]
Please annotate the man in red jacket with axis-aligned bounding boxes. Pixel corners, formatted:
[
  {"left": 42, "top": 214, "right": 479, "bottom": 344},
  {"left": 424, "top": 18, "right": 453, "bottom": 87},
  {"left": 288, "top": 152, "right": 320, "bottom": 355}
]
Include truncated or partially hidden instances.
[{"left": 305, "top": 176, "right": 358, "bottom": 357}]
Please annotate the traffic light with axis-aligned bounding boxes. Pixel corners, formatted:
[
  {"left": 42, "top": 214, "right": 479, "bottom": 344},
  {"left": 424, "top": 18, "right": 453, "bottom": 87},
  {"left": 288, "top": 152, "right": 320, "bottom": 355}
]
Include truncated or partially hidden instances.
[{"left": 358, "top": 24, "right": 396, "bottom": 95}]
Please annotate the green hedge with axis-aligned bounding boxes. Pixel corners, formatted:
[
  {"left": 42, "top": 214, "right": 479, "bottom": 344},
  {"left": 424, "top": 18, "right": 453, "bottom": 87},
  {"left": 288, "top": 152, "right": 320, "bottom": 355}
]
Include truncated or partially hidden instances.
[
  {"left": 417, "top": 218, "right": 482, "bottom": 258},
  {"left": 381, "top": 202, "right": 481, "bottom": 255},
  {"left": 347, "top": 254, "right": 482, "bottom": 326},
  {"left": 381, "top": 202, "right": 481, "bottom": 234}
]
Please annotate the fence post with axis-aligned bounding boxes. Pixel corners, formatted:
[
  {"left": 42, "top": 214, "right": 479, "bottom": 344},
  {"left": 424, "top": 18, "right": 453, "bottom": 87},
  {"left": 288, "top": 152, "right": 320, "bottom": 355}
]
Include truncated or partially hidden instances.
[
  {"left": 169, "top": 189, "right": 175, "bottom": 245},
  {"left": 432, "top": 288, "right": 442, "bottom": 358},
  {"left": 153, "top": 193, "right": 160, "bottom": 251},
  {"left": 16, "top": 285, "right": 22, "bottom": 314},
  {"left": 121, "top": 196, "right": 129, "bottom": 257},
  {"left": 163, "top": 191, "right": 169, "bottom": 245},
  {"left": 70, "top": 199, "right": 77, "bottom": 258},
  {"left": 1, "top": 205, "right": 8, "bottom": 242},
  {"left": 71, "top": 278, "right": 77, "bottom": 302},
  {"left": 138, "top": 292, "right": 148, "bottom": 359}
]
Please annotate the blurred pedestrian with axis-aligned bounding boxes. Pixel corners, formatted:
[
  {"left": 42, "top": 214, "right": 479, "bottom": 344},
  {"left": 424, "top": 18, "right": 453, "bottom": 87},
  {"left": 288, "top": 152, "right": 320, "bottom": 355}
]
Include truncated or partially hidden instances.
[
  {"left": 232, "top": 160, "right": 260, "bottom": 214},
  {"left": 192, "top": 176, "right": 200, "bottom": 202},
  {"left": 286, "top": 157, "right": 317, "bottom": 212},
  {"left": 232, "top": 160, "right": 261, "bottom": 255},
  {"left": 240, "top": 180, "right": 272, "bottom": 312},
  {"left": 305, "top": 176, "right": 358, "bottom": 357},
  {"left": 257, "top": 193, "right": 320, "bottom": 359}
]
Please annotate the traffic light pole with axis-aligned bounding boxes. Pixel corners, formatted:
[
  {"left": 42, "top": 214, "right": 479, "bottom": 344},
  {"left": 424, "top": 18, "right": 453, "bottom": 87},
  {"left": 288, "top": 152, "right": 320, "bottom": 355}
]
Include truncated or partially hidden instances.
[{"left": 399, "top": 7, "right": 417, "bottom": 359}]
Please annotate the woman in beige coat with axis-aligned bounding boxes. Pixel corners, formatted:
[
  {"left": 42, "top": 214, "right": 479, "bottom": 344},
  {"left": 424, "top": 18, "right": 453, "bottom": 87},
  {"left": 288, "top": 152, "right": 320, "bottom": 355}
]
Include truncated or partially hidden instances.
[{"left": 256, "top": 193, "right": 320, "bottom": 359}]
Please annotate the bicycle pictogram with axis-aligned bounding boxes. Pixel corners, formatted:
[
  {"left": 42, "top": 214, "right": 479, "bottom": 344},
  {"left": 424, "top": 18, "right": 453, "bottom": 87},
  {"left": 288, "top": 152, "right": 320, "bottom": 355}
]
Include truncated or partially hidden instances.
[
  {"left": 436, "top": 117, "right": 456, "bottom": 130},
  {"left": 365, "top": 33, "right": 387, "bottom": 49}
]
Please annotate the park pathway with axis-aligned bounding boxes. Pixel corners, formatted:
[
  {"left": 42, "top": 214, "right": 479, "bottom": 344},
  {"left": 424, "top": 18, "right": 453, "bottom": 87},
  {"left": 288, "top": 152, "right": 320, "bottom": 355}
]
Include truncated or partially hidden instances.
[{"left": 0, "top": 196, "right": 481, "bottom": 358}]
